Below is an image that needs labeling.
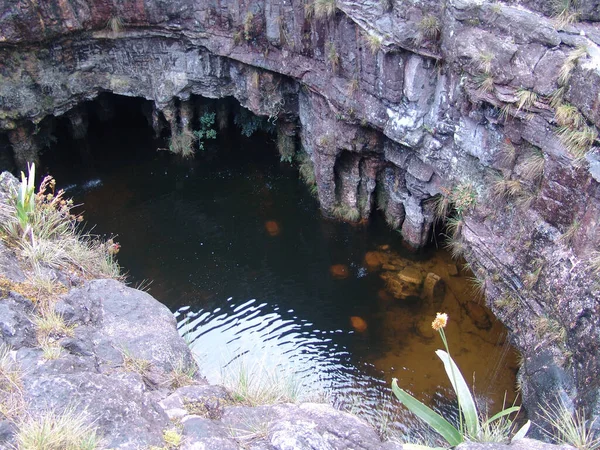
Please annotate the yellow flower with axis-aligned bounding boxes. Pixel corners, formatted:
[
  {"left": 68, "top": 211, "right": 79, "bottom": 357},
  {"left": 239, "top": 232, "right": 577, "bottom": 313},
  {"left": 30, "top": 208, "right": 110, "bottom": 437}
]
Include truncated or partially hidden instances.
[{"left": 432, "top": 312, "right": 448, "bottom": 330}]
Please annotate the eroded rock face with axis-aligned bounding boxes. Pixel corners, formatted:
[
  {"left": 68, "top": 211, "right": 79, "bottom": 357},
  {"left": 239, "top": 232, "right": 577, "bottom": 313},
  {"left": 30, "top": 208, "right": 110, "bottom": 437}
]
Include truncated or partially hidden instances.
[{"left": 0, "top": 0, "right": 599, "bottom": 433}]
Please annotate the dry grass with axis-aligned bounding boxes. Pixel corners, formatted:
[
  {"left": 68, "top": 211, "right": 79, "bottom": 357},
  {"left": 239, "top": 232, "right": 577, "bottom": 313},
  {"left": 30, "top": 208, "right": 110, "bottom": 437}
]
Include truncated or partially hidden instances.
[
  {"left": 516, "top": 89, "right": 538, "bottom": 112},
  {"left": 16, "top": 408, "right": 101, "bottom": 450},
  {"left": 478, "top": 52, "right": 494, "bottom": 74},
  {"left": 326, "top": 42, "right": 339, "bottom": 73},
  {"left": 558, "top": 125, "right": 597, "bottom": 159},
  {"left": 313, "top": 0, "right": 336, "bottom": 20},
  {"left": 476, "top": 74, "right": 495, "bottom": 94},
  {"left": 555, "top": 104, "right": 585, "bottom": 128},
  {"left": 558, "top": 46, "right": 587, "bottom": 86},
  {"left": 120, "top": 349, "right": 151, "bottom": 377},
  {"left": 0, "top": 344, "right": 25, "bottom": 421},
  {"left": 588, "top": 251, "right": 600, "bottom": 275},
  {"left": 560, "top": 219, "right": 580, "bottom": 246},
  {"left": 520, "top": 147, "right": 545, "bottom": 182},
  {"left": 490, "top": 176, "right": 524, "bottom": 202},
  {"left": 168, "top": 131, "right": 195, "bottom": 159},
  {"left": 365, "top": 33, "right": 382, "bottom": 54},
  {"left": 534, "top": 317, "right": 566, "bottom": 345},
  {"left": 35, "top": 309, "right": 75, "bottom": 341}
]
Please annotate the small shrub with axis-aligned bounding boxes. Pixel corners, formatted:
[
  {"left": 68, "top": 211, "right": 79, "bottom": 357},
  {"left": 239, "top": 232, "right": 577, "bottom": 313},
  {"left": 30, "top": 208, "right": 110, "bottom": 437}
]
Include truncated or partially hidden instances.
[
  {"left": 451, "top": 182, "right": 477, "bottom": 216},
  {"left": 193, "top": 112, "right": 217, "bottom": 151},
  {"left": 16, "top": 409, "right": 101, "bottom": 450}
]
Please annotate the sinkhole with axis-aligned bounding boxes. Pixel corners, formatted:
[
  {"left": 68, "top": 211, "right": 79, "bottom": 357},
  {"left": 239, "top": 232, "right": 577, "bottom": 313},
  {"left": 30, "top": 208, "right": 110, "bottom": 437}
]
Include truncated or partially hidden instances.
[{"left": 35, "top": 92, "right": 520, "bottom": 441}]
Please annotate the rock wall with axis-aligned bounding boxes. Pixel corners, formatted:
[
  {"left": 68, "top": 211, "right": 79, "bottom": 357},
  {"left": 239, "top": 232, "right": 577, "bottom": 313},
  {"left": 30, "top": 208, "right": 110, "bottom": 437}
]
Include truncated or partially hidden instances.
[{"left": 0, "top": 0, "right": 599, "bottom": 429}]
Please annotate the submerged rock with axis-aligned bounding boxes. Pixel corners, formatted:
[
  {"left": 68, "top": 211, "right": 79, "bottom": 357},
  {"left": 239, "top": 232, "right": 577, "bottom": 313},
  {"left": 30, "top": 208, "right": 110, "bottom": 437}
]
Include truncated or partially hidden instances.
[{"left": 329, "top": 264, "right": 350, "bottom": 279}]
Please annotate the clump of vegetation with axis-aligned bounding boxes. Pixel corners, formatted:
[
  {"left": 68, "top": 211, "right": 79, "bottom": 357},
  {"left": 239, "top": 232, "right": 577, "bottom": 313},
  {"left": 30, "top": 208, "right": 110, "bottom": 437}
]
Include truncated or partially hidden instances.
[
  {"left": 560, "top": 219, "right": 580, "bottom": 246},
  {"left": 106, "top": 16, "right": 124, "bottom": 34},
  {"left": 0, "top": 164, "right": 121, "bottom": 280},
  {"left": 478, "top": 52, "right": 494, "bottom": 74},
  {"left": 16, "top": 408, "right": 101, "bottom": 450},
  {"left": 516, "top": 89, "right": 538, "bottom": 112},
  {"left": 0, "top": 344, "right": 25, "bottom": 421},
  {"left": 551, "top": 0, "right": 580, "bottom": 28},
  {"left": 168, "top": 131, "right": 195, "bottom": 159},
  {"left": 365, "top": 33, "right": 382, "bottom": 54},
  {"left": 588, "top": 251, "right": 600, "bottom": 275},
  {"left": 494, "top": 294, "right": 520, "bottom": 315},
  {"left": 539, "top": 400, "right": 600, "bottom": 449},
  {"left": 234, "top": 107, "right": 275, "bottom": 137},
  {"left": 296, "top": 152, "right": 318, "bottom": 197},
  {"left": 163, "top": 428, "right": 183, "bottom": 448},
  {"left": 418, "top": 15, "right": 441, "bottom": 42},
  {"left": 392, "top": 313, "right": 529, "bottom": 446},
  {"left": 347, "top": 78, "right": 360, "bottom": 96},
  {"left": 520, "top": 147, "right": 545, "bottom": 181},
  {"left": 167, "top": 359, "right": 198, "bottom": 390},
  {"left": 243, "top": 12, "right": 255, "bottom": 41},
  {"left": 558, "top": 45, "right": 587, "bottom": 86},
  {"left": 277, "top": 130, "right": 296, "bottom": 164},
  {"left": 534, "top": 317, "right": 567, "bottom": 346},
  {"left": 193, "top": 111, "right": 217, "bottom": 151},
  {"left": 332, "top": 204, "right": 361, "bottom": 222},
  {"left": 311, "top": 0, "right": 337, "bottom": 20},
  {"left": 220, "top": 358, "right": 301, "bottom": 406},
  {"left": 475, "top": 73, "right": 495, "bottom": 94},
  {"left": 326, "top": 42, "right": 340, "bottom": 73},
  {"left": 120, "top": 348, "right": 152, "bottom": 378}
]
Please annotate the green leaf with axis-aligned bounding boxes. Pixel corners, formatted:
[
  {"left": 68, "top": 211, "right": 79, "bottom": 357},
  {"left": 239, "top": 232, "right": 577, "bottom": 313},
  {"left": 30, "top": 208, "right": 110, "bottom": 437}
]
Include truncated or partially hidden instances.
[
  {"left": 435, "top": 350, "right": 479, "bottom": 437},
  {"left": 392, "top": 379, "right": 463, "bottom": 446},
  {"left": 484, "top": 406, "right": 520, "bottom": 425},
  {"left": 512, "top": 420, "right": 531, "bottom": 441}
]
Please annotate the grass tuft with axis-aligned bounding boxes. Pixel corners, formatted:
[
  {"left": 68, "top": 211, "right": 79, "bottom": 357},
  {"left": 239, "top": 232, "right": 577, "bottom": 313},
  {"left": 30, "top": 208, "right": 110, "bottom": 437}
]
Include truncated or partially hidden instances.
[
  {"left": 365, "top": 33, "right": 382, "bottom": 54},
  {"left": 332, "top": 204, "right": 360, "bottom": 222},
  {"left": 418, "top": 15, "right": 440, "bottom": 41},
  {"left": 16, "top": 408, "right": 101, "bottom": 450},
  {"left": 0, "top": 344, "right": 24, "bottom": 421},
  {"left": 326, "top": 42, "right": 339, "bottom": 73},
  {"left": 560, "top": 219, "right": 580, "bottom": 247},
  {"left": 168, "top": 131, "right": 195, "bottom": 159},
  {"left": 313, "top": 0, "right": 336, "bottom": 20},
  {"left": 539, "top": 400, "right": 600, "bottom": 449},
  {"left": 221, "top": 358, "right": 301, "bottom": 407},
  {"left": 475, "top": 74, "right": 495, "bottom": 94},
  {"left": 516, "top": 89, "right": 538, "bottom": 112},
  {"left": 520, "top": 147, "right": 545, "bottom": 182}
]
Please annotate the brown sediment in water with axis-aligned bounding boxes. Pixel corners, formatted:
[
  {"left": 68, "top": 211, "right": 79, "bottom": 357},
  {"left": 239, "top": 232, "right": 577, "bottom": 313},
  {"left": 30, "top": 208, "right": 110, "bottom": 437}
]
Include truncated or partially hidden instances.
[
  {"left": 329, "top": 264, "right": 349, "bottom": 279},
  {"left": 350, "top": 316, "right": 368, "bottom": 332},
  {"left": 264, "top": 220, "right": 280, "bottom": 236}
]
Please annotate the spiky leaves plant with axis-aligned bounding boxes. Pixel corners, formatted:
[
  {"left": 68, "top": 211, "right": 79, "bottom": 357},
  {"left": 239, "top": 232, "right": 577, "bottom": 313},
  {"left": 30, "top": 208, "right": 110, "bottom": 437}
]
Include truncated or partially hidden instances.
[
  {"left": 539, "top": 400, "right": 600, "bottom": 450},
  {"left": 392, "top": 313, "right": 528, "bottom": 445}
]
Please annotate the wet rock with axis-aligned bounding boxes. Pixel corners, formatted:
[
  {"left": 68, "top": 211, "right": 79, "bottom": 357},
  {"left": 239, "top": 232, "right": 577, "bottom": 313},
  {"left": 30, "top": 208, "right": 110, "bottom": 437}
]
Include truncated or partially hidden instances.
[
  {"left": 465, "top": 301, "right": 493, "bottom": 330},
  {"left": 397, "top": 266, "right": 424, "bottom": 285},
  {"left": 364, "top": 251, "right": 384, "bottom": 270},
  {"left": 422, "top": 273, "right": 446, "bottom": 302},
  {"left": 447, "top": 263, "right": 459, "bottom": 277},
  {"left": 382, "top": 264, "right": 397, "bottom": 271}
]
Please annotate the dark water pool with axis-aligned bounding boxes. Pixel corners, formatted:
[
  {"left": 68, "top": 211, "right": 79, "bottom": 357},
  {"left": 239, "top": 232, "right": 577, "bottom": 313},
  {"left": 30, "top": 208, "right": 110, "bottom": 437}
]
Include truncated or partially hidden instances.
[{"left": 44, "top": 100, "right": 519, "bottom": 442}]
